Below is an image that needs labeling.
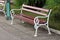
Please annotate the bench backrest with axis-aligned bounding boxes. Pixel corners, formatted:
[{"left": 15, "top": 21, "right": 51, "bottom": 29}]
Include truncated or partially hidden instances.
[
  {"left": 21, "top": 4, "right": 52, "bottom": 23},
  {"left": 21, "top": 4, "right": 52, "bottom": 16}
]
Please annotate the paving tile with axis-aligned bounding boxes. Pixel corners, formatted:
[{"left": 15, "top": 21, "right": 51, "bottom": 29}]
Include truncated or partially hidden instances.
[{"left": 0, "top": 15, "right": 60, "bottom": 40}]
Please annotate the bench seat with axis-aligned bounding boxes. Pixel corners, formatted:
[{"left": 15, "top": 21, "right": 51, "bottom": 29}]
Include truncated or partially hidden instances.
[{"left": 14, "top": 14, "right": 46, "bottom": 24}]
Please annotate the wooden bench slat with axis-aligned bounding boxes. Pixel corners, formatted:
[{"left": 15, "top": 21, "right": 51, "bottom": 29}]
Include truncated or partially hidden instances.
[
  {"left": 22, "top": 8, "right": 47, "bottom": 16},
  {"left": 14, "top": 14, "right": 46, "bottom": 24},
  {"left": 20, "top": 14, "right": 34, "bottom": 20},
  {"left": 0, "top": 1, "right": 5, "bottom": 6},
  {"left": 23, "top": 4, "right": 49, "bottom": 12},
  {"left": 20, "top": 14, "right": 46, "bottom": 24}
]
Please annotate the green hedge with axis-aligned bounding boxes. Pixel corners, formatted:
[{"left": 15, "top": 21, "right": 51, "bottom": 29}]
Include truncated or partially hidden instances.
[
  {"left": 27, "top": 0, "right": 46, "bottom": 8},
  {"left": 13, "top": 0, "right": 46, "bottom": 8},
  {"left": 44, "top": 0, "right": 60, "bottom": 30},
  {"left": 13, "top": 0, "right": 28, "bottom": 8},
  {"left": 49, "top": 6, "right": 60, "bottom": 30}
]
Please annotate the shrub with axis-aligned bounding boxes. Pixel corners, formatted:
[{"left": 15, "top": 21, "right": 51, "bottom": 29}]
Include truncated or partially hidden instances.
[
  {"left": 49, "top": 6, "right": 60, "bottom": 30},
  {"left": 27, "top": 0, "right": 46, "bottom": 8},
  {"left": 44, "top": 0, "right": 60, "bottom": 30},
  {"left": 13, "top": 0, "right": 28, "bottom": 8},
  {"left": 44, "top": 0, "right": 56, "bottom": 9},
  {"left": 44, "top": 0, "right": 60, "bottom": 9},
  {"left": 13, "top": 0, "right": 46, "bottom": 8},
  {"left": 54, "top": 0, "right": 60, "bottom": 5}
]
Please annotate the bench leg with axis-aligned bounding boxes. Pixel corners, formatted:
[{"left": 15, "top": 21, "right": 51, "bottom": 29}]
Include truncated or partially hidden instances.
[
  {"left": 46, "top": 24, "right": 51, "bottom": 35},
  {"left": 5, "top": 14, "right": 6, "bottom": 18},
  {"left": 11, "top": 16, "right": 14, "bottom": 25},
  {"left": 34, "top": 28, "right": 38, "bottom": 37},
  {"left": 34, "top": 24, "right": 39, "bottom": 37},
  {"left": 21, "top": 20, "right": 24, "bottom": 23},
  {"left": 3, "top": 11, "right": 6, "bottom": 17}
]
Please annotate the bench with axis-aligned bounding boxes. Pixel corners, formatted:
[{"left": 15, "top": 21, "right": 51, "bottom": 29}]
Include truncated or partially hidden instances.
[
  {"left": 11, "top": 4, "right": 52, "bottom": 37},
  {"left": 0, "top": 1, "right": 6, "bottom": 16}
]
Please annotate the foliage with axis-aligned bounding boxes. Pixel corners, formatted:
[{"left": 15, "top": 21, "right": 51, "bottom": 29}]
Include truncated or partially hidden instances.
[
  {"left": 44, "top": 0, "right": 60, "bottom": 30},
  {"left": 52, "top": 6, "right": 60, "bottom": 21},
  {"left": 54, "top": 0, "right": 60, "bottom": 5},
  {"left": 44, "top": 0, "right": 56, "bottom": 9},
  {"left": 13, "top": 0, "right": 46, "bottom": 8},
  {"left": 27, "top": 0, "right": 46, "bottom": 8},
  {"left": 13, "top": 0, "right": 28, "bottom": 8}
]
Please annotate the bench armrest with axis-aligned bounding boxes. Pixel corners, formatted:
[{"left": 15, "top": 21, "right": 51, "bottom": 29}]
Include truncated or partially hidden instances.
[
  {"left": 11, "top": 9, "right": 21, "bottom": 11},
  {"left": 34, "top": 16, "right": 47, "bottom": 25},
  {"left": 10, "top": 9, "right": 21, "bottom": 19},
  {"left": 10, "top": 9, "right": 21, "bottom": 16},
  {"left": 11, "top": 9, "right": 21, "bottom": 14}
]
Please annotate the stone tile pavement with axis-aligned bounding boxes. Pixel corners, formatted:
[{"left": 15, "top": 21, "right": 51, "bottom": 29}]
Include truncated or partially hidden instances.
[{"left": 0, "top": 15, "right": 60, "bottom": 40}]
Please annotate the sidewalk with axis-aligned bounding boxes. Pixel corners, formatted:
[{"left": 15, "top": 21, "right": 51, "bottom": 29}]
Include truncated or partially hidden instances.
[{"left": 0, "top": 15, "right": 60, "bottom": 40}]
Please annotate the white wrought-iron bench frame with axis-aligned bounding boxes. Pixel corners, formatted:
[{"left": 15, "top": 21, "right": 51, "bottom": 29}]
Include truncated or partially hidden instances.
[{"left": 11, "top": 4, "right": 52, "bottom": 37}]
